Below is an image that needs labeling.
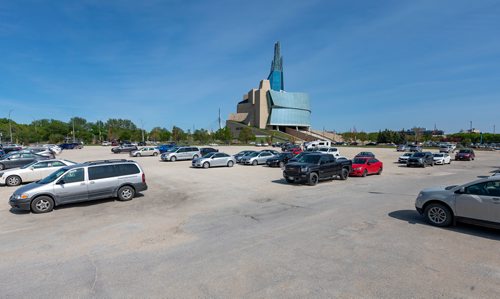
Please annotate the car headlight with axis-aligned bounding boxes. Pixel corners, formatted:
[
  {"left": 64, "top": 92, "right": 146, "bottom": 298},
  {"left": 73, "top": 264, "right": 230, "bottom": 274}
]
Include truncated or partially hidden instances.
[
  {"left": 15, "top": 194, "right": 29, "bottom": 200},
  {"left": 300, "top": 166, "right": 309, "bottom": 173}
]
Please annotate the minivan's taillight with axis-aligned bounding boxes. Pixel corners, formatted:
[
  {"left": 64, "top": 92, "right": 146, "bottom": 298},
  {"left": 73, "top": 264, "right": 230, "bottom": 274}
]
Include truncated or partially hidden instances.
[{"left": 142, "top": 173, "right": 146, "bottom": 183}]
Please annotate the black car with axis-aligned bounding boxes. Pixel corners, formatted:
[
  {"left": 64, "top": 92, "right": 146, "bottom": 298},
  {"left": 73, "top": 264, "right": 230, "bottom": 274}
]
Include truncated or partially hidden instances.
[
  {"left": 0, "top": 152, "right": 50, "bottom": 170},
  {"left": 112, "top": 144, "right": 138, "bottom": 153},
  {"left": 354, "top": 151, "right": 375, "bottom": 158},
  {"left": 283, "top": 153, "right": 352, "bottom": 186},
  {"left": 266, "top": 152, "right": 294, "bottom": 167},
  {"left": 1, "top": 144, "right": 22, "bottom": 154},
  {"left": 407, "top": 152, "right": 434, "bottom": 167},
  {"left": 200, "top": 147, "right": 218, "bottom": 156}
]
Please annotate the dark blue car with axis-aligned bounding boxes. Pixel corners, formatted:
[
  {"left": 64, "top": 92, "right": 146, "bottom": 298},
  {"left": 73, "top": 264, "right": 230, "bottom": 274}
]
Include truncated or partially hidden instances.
[{"left": 158, "top": 144, "right": 176, "bottom": 153}]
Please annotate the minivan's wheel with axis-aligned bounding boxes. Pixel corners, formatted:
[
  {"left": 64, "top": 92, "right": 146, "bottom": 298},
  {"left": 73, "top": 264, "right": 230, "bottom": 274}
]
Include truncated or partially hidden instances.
[
  {"left": 193, "top": 155, "right": 199, "bottom": 159},
  {"left": 252, "top": 160, "right": 258, "bottom": 166},
  {"left": 227, "top": 161, "right": 234, "bottom": 167},
  {"left": 308, "top": 173, "right": 319, "bottom": 186},
  {"left": 203, "top": 162, "right": 210, "bottom": 169},
  {"left": 170, "top": 156, "right": 177, "bottom": 162},
  {"left": 430, "top": 161, "right": 434, "bottom": 167},
  {"left": 0, "top": 163, "right": 4, "bottom": 170},
  {"left": 153, "top": 152, "right": 158, "bottom": 156},
  {"left": 117, "top": 186, "right": 135, "bottom": 201},
  {"left": 424, "top": 203, "right": 453, "bottom": 227},
  {"left": 31, "top": 196, "right": 54, "bottom": 213},
  {"left": 339, "top": 168, "right": 349, "bottom": 180},
  {"left": 362, "top": 169, "right": 368, "bottom": 177},
  {"left": 6, "top": 175, "right": 22, "bottom": 186}
]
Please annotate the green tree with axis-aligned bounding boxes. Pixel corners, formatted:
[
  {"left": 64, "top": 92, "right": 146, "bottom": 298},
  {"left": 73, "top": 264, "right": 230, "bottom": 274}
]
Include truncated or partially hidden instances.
[
  {"left": 172, "top": 126, "right": 186, "bottom": 143},
  {"left": 214, "top": 127, "right": 232, "bottom": 144},
  {"left": 238, "top": 127, "right": 255, "bottom": 144}
]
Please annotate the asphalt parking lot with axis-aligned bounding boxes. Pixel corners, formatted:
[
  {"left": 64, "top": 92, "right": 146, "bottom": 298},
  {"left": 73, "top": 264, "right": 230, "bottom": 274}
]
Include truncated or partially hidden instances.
[{"left": 0, "top": 146, "right": 499, "bottom": 298}]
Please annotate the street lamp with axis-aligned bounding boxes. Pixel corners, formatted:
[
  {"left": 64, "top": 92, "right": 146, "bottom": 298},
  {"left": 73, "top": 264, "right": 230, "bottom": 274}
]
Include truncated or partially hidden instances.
[{"left": 8, "top": 109, "right": 13, "bottom": 143}]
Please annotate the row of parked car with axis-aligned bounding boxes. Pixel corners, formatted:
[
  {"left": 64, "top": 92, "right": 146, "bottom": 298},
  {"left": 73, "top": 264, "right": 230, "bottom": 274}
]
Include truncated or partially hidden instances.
[{"left": 398, "top": 148, "right": 476, "bottom": 167}]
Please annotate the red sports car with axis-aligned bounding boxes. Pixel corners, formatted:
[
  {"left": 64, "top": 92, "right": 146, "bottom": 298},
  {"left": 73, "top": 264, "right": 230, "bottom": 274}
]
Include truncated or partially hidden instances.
[{"left": 350, "top": 157, "right": 383, "bottom": 177}]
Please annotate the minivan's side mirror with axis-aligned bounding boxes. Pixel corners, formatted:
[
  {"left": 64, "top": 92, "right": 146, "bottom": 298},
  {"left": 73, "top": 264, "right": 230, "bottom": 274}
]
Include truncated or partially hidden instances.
[{"left": 455, "top": 187, "right": 465, "bottom": 194}]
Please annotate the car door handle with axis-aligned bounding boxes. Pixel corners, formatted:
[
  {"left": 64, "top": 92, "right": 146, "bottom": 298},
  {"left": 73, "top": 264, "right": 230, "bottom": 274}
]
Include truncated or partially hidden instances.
[
  {"left": 80, "top": 182, "right": 86, "bottom": 186},
  {"left": 89, "top": 181, "right": 95, "bottom": 184}
]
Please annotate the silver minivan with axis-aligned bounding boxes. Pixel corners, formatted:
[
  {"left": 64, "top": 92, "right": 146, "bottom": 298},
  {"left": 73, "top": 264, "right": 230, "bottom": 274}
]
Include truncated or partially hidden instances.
[
  {"left": 160, "top": 146, "right": 200, "bottom": 162},
  {"left": 9, "top": 160, "right": 147, "bottom": 213}
]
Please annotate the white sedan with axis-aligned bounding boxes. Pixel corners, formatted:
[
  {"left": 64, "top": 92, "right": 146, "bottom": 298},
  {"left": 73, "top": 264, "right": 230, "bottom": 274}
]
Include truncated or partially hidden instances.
[
  {"left": 433, "top": 153, "right": 451, "bottom": 165},
  {"left": 0, "top": 159, "right": 76, "bottom": 186}
]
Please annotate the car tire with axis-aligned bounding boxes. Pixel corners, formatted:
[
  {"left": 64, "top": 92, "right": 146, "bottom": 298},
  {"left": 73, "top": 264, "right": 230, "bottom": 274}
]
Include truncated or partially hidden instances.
[
  {"left": 6, "top": 175, "right": 22, "bottom": 186},
  {"left": 31, "top": 196, "right": 54, "bottom": 213},
  {"left": 193, "top": 155, "right": 199, "bottom": 159},
  {"left": 279, "top": 161, "right": 284, "bottom": 168},
  {"left": 137, "top": 153, "right": 141, "bottom": 157},
  {"left": 117, "top": 186, "right": 135, "bottom": 201},
  {"left": 227, "top": 161, "right": 234, "bottom": 167},
  {"left": 339, "top": 168, "right": 349, "bottom": 180},
  {"left": 252, "top": 160, "right": 258, "bottom": 166},
  {"left": 376, "top": 167, "right": 383, "bottom": 175},
  {"left": 153, "top": 152, "right": 158, "bottom": 156},
  {"left": 308, "top": 173, "right": 319, "bottom": 186},
  {"left": 285, "top": 177, "right": 294, "bottom": 183},
  {"left": 170, "top": 156, "right": 177, "bottom": 162},
  {"left": 0, "top": 163, "right": 5, "bottom": 170},
  {"left": 362, "top": 169, "right": 367, "bottom": 177},
  {"left": 203, "top": 162, "right": 210, "bottom": 169},
  {"left": 424, "top": 203, "right": 453, "bottom": 227}
]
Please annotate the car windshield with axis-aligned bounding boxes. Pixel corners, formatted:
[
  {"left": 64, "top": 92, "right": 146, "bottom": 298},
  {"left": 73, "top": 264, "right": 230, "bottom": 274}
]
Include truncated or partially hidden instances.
[
  {"left": 298, "top": 155, "right": 321, "bottom": 164},
  {"left": 413, "top": 153, "right": 425, "bottom": 157},
  {"left": 203, "top": 152, "right": 216, "bottom": 158},
  {"left": 353, "top": 158, "right": 368, "bottom": 164},
  {"left": 433, "top": 154, "right": 444, "bottom": 157},
  {"left": 278, "top": 153, "right": 289, "bottom": 158},
  {"left": 38, "top": 168, "right": 68, "bottom": 184},
  {"left": 459, "top": 149, "right": 471, "bottom": 153},
  {"left": 248, "top": 152, "right": 259, "bottom": 157},
  {"left": 403, "top": 153, "right": 412, "bottom": 156},
  {"left": 167, "top": 147, "right": 179, "bottom": 152}
]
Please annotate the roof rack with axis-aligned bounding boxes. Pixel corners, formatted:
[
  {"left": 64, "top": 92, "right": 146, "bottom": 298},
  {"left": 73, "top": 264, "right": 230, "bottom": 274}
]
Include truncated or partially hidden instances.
[{"left": 83, "top": 159, "right": 133, "bottom": 165}]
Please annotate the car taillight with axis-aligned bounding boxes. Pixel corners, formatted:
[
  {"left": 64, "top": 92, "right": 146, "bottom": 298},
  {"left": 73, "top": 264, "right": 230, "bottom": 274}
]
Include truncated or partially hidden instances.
[{"left": 142, "top": 173, "right": 146, "bottom": 183}]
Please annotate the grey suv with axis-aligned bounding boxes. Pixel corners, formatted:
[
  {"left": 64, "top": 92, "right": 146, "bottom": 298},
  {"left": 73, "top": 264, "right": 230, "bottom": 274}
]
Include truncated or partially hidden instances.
[
  {"left": 415, "top": 177, "right": 500, "bottom": 227},
  {"left": 9, "top": 159, "right": 147, "bottom": 213}
]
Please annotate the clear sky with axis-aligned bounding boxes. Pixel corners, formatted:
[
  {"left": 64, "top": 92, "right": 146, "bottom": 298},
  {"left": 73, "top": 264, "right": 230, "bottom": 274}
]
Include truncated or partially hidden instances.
[{"left": 1, "top": 0, "right": 499, "bottom": 133}]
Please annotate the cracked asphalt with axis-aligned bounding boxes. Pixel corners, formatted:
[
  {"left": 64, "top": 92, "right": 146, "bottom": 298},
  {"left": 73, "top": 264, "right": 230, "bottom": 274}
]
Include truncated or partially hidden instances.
[{"left": 0, "top": 146, "right": 499, "bottom": 298}]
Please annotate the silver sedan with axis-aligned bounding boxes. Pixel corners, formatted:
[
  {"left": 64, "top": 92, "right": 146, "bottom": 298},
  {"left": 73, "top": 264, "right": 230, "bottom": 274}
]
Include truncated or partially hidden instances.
[
  {"left": 240, "top": 151, "right": 276, "bottom": 165},
  {"left": 192, "top": 152, "right": 236, "bottom": 168}
]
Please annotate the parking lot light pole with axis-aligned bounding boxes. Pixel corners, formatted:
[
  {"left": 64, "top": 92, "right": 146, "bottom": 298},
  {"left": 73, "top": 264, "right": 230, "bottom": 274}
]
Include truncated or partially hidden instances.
[{"left": 8, "top": 109, "right": 13, "bottom": 143}]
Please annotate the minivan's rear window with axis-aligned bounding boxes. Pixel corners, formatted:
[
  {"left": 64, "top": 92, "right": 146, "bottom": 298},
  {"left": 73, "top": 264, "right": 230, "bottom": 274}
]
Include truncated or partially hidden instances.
[{"left": 89, "top": 164, "right": 140, "bottom": 180}]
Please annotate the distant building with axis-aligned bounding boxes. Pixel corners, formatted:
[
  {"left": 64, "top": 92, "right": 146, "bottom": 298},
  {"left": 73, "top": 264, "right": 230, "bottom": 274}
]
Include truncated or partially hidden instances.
[{"left": 228, "top": 42, "right": 311, "bottom": 132}]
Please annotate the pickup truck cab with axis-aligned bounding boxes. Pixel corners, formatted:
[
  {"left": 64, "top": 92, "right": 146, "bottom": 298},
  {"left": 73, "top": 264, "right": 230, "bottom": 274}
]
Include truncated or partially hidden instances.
[{"left": 283, "top": 153, "right": 352, "bottom": 186}]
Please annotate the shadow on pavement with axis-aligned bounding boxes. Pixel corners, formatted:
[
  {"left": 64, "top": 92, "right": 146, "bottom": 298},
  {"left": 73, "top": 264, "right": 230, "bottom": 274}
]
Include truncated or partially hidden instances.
[{"left": 389, "top": 209, "right": 500, "bottom": 241}]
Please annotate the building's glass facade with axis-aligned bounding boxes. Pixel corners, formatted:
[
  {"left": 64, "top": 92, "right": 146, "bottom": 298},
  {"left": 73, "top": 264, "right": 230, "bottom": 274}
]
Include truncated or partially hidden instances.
[{"left": 267, "top": 90, "right": 311, "bottom": 127}]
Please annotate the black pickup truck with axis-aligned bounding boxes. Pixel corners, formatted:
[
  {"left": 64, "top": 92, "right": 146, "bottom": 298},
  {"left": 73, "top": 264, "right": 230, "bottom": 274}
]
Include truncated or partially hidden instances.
[{"left": 283, "top": 153, "right": 352, "bottom": 185}]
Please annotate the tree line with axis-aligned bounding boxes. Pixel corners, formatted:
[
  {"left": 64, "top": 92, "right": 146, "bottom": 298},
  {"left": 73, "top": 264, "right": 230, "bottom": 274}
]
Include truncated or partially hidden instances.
[
  {"left": 0, "top": 117, "right": 237, "bottom": 145},
  {"left": 341, "top": 129, "right": 500, "bottom": 144}
]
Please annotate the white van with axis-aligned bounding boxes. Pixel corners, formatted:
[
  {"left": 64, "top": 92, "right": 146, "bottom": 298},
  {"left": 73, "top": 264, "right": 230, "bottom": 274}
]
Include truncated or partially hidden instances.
[{"left": 304, "top": 140, "right": 332, "bottom": 150}]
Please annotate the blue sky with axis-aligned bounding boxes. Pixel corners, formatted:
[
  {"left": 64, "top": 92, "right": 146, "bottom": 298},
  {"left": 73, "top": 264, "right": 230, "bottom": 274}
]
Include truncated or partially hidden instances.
[{"left": 1, "top": 0, "right": 499, "bottom": 133}]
